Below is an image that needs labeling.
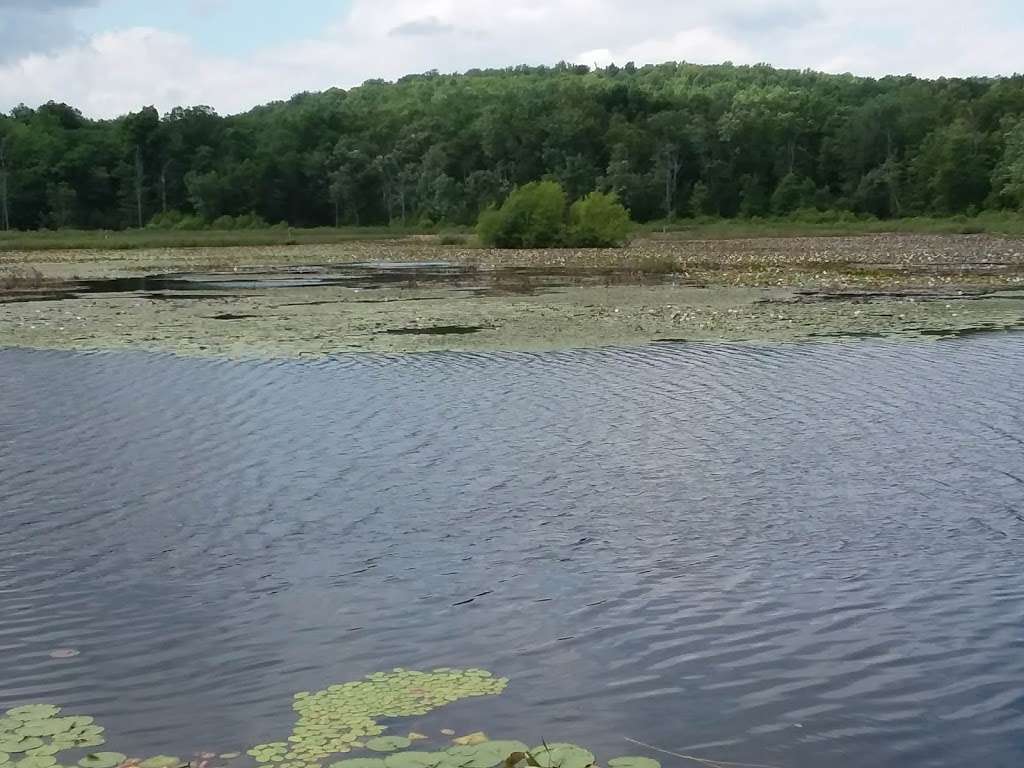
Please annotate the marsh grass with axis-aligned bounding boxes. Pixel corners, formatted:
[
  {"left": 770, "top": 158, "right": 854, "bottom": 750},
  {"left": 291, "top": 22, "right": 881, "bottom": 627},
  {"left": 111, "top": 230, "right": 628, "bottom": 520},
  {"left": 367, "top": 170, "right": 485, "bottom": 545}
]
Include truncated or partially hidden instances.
[
  {"left": 641, "top": 212, "right": 1024, "bottom": 239},
  {"left": 0, "top": 266, "right": 51, "bottom": 290},
  {"left": 7, "top": 212, "right": 1024, "bottom": 254}
]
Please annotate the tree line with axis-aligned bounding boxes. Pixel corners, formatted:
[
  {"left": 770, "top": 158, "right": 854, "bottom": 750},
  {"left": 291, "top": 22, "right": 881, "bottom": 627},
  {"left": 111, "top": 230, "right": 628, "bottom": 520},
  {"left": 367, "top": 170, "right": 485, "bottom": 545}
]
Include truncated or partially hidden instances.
[{"left": 4, "top": 60, "right": 1024, "bottom": 232}]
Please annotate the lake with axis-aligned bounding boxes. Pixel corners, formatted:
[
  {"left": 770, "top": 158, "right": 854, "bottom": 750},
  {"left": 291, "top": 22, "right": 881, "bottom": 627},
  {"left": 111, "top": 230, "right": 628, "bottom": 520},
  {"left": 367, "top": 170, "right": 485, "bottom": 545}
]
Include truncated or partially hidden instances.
[{"left": 1, "top": 338, "right": 1023, "bottom": 768}]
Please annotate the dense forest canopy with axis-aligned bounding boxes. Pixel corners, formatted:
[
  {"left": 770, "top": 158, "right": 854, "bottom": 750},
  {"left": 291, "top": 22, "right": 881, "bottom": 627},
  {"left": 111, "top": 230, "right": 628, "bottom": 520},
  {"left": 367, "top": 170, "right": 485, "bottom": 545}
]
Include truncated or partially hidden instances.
[{"left": 4, "top": 60, "right": 1024, "bottom": 231}]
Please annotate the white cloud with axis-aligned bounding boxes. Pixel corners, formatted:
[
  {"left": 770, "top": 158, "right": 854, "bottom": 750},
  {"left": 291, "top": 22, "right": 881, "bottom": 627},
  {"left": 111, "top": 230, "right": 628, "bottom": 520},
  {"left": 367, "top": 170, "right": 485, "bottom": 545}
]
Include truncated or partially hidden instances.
[{"left": 1, "top": 0, "right": 1023, "bottom": 118}]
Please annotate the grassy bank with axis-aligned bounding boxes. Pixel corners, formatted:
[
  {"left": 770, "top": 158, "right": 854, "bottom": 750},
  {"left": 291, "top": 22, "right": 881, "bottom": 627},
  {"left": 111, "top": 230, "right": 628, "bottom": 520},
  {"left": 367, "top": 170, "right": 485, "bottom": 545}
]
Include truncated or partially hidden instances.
[
  {"left": 640, "top": 211, "right": 1024, "bottom": 239},
  {"left": 3, "top": 213, "right": 1024, "bottom": 253},
  {"left": 0, "top": 226, "right": 436, "bottom": 252}
]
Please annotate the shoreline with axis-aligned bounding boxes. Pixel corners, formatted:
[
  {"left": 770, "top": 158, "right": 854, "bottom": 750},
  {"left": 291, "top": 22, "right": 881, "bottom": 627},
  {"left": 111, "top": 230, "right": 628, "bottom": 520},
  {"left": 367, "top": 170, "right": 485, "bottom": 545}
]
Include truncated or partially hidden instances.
[{"left": 2, "top": 234, "right": 1023, "bottom": 359}]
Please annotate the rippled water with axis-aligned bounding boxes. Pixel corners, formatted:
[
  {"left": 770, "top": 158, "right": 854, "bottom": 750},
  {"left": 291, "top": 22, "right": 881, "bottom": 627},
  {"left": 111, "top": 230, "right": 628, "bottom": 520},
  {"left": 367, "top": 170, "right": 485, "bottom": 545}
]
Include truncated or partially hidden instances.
[{"left": 2, "top": 339, "right": 1024, "bottom": 768}]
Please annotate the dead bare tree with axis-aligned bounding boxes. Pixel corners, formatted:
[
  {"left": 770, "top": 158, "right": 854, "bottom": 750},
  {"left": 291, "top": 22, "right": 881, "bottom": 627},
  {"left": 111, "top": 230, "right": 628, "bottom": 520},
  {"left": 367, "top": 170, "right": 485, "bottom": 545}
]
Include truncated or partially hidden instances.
[
  {"left": 0, "top": 137, "right": 10, "bottom": 232},
  {"left": 659, "top": 142, "right": 682, "bottom": 221},
  {"left": 134, "top": 145, "right": 144, "bottom": 228}
]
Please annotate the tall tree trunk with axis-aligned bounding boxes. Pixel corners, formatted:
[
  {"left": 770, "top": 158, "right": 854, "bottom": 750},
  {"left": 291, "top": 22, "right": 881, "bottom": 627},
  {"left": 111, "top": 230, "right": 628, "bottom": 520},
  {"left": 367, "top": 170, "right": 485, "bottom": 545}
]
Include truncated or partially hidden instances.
[
  {"left": 134, "top": 145, "right": 144, "bottom": 228},
  {"left": 661, "top": 143, "right": 681, "bottom": 220},
  {"left": 160, "top": 161, "right": 169, "bottom": 214},
  {"left": 0, "top": 138, "right": 9, "bottom": 232}
]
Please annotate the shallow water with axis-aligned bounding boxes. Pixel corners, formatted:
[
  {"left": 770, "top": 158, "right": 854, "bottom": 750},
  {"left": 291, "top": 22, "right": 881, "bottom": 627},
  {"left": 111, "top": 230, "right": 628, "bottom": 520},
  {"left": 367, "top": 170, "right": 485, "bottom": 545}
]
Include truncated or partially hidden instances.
[{"left": 2, "top": 339, "right": 1024, "bottom": 768}]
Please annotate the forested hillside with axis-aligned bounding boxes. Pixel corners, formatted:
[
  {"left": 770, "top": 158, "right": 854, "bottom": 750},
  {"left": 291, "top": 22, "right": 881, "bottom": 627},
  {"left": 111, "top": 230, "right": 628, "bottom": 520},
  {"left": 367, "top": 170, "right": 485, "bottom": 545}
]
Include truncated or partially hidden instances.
[{"left": 4, "top": 61, "right": 1024, "bottom": 231}]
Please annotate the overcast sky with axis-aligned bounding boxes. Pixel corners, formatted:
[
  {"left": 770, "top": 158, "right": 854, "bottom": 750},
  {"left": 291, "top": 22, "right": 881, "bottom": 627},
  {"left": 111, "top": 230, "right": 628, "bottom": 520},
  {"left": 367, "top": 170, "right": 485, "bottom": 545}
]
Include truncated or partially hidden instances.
[{"left": 2, "top": 0, "right": 1023, "bottom": 118}]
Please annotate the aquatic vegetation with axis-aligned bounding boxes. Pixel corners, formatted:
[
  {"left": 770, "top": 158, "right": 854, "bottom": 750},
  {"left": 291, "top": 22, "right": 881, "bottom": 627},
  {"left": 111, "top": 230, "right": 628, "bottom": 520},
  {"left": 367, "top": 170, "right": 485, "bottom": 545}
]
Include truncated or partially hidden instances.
[
  {"left": 607, "top": 758, "right": 660, "bottom": 768},
  {"left": 248, "top": 669, "right": 507, "bottom": 768},
  {"left": 528, "top": 745, "right": 594, "bottom": 768},
  {"left": 0, "top": 707, "right": 106, "bottom": 760},
  {"left": 1, "top": 669, "right": 675, "bottom": 768},
  {"left": 364, "top": 740, "right": 410, "bottom": 754},
  {"left": 138, "top": 757, "right": 181, "bottom": 768},
  {"left": 79, "top": 754, "right": 126, "bottom": 768}
]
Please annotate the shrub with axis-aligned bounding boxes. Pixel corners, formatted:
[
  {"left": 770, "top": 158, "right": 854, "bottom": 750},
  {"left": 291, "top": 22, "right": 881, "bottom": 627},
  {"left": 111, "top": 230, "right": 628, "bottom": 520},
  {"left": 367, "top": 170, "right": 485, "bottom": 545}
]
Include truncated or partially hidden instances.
[
  {"left": 147, "top": 210, "right": 184, "bottom": 229},
  {"left": 568, "top": 191, "right": 631, "bottom": 247},
  {"left": 476, "top": 181, "right": 567, "bottom": 248},
  {"left": 173, "top": 215, "right": 206, "bottom": 231}
]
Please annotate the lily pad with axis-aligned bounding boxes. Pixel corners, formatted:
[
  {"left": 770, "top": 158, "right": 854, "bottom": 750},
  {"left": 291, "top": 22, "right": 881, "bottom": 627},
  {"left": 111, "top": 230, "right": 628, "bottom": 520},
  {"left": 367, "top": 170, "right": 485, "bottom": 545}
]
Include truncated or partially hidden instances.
[
  {"left": 79, "top": 754, "right": 126, "bottom": 768},
  {"left": 0, "top": 741, "right": 44, "bottom": 755},
  {"left": 72, "top": 739, "right": 105, "bottom": 750},
  {"left": 17, "top": 722, "right": 68, "bottom": 739},
  {"left": 451, "top": 735, "right": 487, "bottom": 748},
  {"left": 15, "top": 757, "right": 57, "bottom": 768},
  {"left": 25, "top": 748, "right": 61, "bottom": 758},
  {"left": 219, "top": 754, "right": 241, "bottom": 760},
  {"left": 327, "top": 760, "right": 386, "bottom": 768},
  {"left": 0, "top": 753, "right": 9, "bottom": 766},
  {"left": 607, "top": 759, "right": 660, "bottom": 768},
  {"left": 139, "top": 758, "right": 180, "bottom": 768},
  {"left": 478, "top": 744, "right": 527, "bottom": 760},
  {"left": 5, "top": 710, "right": 59, "bottom": 724},
  {"left": 383, "top": 753, "right": 441, "bottom": 768},
  {"left": 365, "top": 740, "right": 410, "bottom": 754},
  {"left": 528, "top": 746, "right": 594, "bottom": 768}
]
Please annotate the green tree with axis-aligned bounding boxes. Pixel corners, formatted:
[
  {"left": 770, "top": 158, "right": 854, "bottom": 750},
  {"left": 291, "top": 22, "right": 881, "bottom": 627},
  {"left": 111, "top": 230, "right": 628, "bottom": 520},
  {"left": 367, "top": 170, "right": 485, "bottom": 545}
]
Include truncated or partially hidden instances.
[
  {"left": 568, "top": 191, "right": 631, "bottom": 246},
  {"left": 771, "top": 172, "right": 816, "bottom": 216},
  {"left": 992, "top": 118, "right": 1024, "bottom": 208},
  {"left": 477, "top": 180, "right": 567, "bottom": 248}
]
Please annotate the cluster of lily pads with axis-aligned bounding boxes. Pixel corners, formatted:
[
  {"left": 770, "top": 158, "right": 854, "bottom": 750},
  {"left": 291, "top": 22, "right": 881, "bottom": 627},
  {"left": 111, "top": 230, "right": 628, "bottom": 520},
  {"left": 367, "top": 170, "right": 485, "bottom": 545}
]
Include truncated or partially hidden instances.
[
  {"left": 0, "top": 704, "right": 109, "bottom": 768},
  {"left": 4, "top": 669, "right": 664, "bottom": 768},
  {"left": 248, "top": 669, "right": 508, "bottom": 768},
  {"left": 0, "top": 705, "right": 190, "bottom": 768},
  {"left": 325, "top": 738, "right": 661, "bottom": 768}
]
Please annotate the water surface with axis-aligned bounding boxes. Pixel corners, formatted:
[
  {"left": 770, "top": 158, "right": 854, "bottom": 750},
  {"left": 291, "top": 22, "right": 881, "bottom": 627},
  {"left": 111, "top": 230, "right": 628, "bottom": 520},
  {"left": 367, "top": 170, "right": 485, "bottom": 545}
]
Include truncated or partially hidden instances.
[{"left": 2, "top": 339, "right": 1023, "bottom": 768}]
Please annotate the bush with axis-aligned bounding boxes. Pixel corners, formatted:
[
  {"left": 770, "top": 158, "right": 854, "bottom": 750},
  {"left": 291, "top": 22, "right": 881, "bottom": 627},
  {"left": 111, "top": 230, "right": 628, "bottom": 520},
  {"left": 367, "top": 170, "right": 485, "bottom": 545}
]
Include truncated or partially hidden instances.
[
  {"left": 147, "top": 210, "right": 184, "bottom": 230},
  {"left": 568, "top": 191, "right": 631, "bottom": 246},
  {"left": 477, "top": 181, "right": 567, "bottom": 248},
  {"left": 173, "top": 215, "right": 206, "bottom": 231}
]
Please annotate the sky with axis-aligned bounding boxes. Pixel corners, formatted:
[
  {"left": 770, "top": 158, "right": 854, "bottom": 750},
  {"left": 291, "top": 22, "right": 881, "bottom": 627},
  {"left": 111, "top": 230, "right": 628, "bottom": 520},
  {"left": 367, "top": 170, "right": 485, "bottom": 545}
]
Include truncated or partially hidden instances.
[{"left": 2, "top": 0, "right": 1024, "bottom": 118}]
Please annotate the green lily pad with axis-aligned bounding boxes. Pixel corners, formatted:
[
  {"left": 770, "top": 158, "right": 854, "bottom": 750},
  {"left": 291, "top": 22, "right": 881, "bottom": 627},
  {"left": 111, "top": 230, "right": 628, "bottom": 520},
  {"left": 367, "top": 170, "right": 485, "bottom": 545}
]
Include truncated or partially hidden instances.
[
  {"left": 25, "top": 748, "right": 61, "bottom": 758},
  {"left": 365, "top": 740, "right": 410, "bottom": 754},
  {"left": 6, "top": 709, "right": 59, "bottom": 724},
  {"left": 15, "top": 757, "right": 57, "bottom": 768},
  {"left": 78, "top": 754, "right": 126, "bottom": 768},
  {"left": 327, "top": 760, "right": 386, "bottom": 768},
  {"left": 63, "top": 719, "right": 93, "bottom": 730},
  {"left": 75, "top": 755, "right": 122, "bottom": 768},
  {"left": 0, "top": 740, "right": 44, "bottom": 755},
  {"left": 528, "top": 746, "right": 594, "bottom": 768},
  {"left": 0, "top": 753, "right": 9, "bottom": 766},
  {"left": 17, "top": 722, "right": 68, "bottom": 739},
  {"left": 441, "top": 746, "right": 506, "bottom": 768},
  {"left": 383, "top": 753, "right": 442, "bottom": 768},
  {"left": 607, "top": 759, "right": 660, "bottom": 768},
  {"left": 71, "top": 739, "right": 105, "bottom": 750},
  {"left": 139, "top": 757, "right": 180, "bottom": 768}
]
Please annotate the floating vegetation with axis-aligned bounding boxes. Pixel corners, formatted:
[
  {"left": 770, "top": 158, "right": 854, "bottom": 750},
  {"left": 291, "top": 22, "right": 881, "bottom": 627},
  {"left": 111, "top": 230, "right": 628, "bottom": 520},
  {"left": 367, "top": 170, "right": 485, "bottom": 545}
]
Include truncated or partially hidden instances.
[
  {"left": 2, "top": 669, "right": 714, "bottom": 768},
  {"left": 607, "top": 758, "right": 661, "bottom": 768},
  {"left": 247, "top": 669, "right": 507, "bottom": 768},
  {"left": 79, "top": 754, "right": 126, "bottom": 768},
  {"left": 529, "top": 745, "right": 594, "bottom": 768},
  {"left": 138, "top": 757, "right": 181, "bottom": 768},
  {"left": 365, "top": 740, "right": 410, "bottom": 754},
  {"left": 0, "top": 706, "right": 106, "bottom": 762},
  {"left": 48, "top": 650, "right": 81, "bottom": 660}
]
